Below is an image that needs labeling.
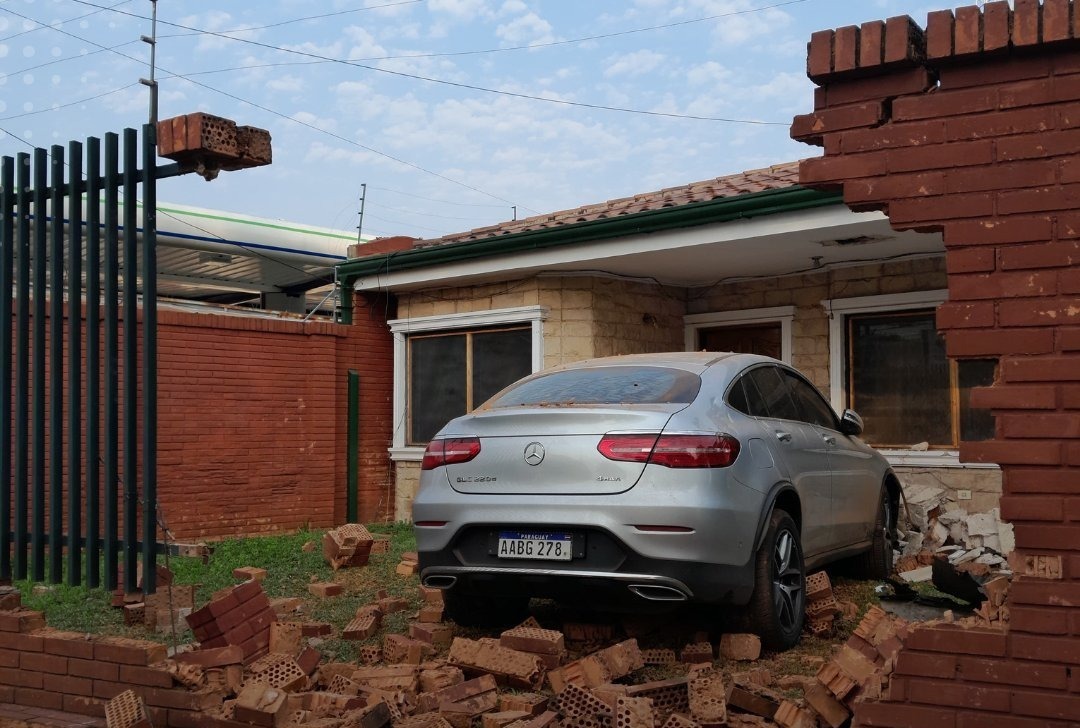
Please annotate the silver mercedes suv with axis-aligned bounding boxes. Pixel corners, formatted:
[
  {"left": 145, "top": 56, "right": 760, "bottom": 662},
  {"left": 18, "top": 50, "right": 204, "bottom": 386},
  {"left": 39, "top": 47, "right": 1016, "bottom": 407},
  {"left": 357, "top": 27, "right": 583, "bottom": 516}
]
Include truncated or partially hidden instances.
[{"left": 412, "top": 352, "right": 898, "bottom": 649}]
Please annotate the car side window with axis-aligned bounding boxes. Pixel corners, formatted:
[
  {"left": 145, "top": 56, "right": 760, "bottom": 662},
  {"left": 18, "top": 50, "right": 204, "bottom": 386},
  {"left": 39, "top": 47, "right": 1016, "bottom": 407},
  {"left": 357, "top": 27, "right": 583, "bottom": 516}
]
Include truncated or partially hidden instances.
[
  {"left": 781, "top": 370, "right": 839, "bottom": 430},
  {"left": 728, "top": 372, "right": 770, "bottom": 418},
  {"left": 747, "top": 366, "right": 802, "bottom": 421}
]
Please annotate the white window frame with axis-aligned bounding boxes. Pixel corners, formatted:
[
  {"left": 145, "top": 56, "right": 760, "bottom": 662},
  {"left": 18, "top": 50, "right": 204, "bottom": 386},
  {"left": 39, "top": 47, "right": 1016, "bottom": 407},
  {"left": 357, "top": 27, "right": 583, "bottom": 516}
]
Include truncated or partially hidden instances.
[
  {"left": 683, "top": 306, "right": 795, "bottom": 364},
  {"left": 821, "top": 289, "right": 995, "bottom": 469},
  {"left": 387, "top": 306, "right": 547, "bottom": 461}
]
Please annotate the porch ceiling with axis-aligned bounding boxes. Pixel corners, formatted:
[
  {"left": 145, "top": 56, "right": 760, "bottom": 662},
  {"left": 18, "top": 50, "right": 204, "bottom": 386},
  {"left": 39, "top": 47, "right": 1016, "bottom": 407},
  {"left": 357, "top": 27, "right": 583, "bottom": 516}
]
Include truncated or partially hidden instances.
[{"left": 351, "top": 205, "right": 944, "bottom": 293}]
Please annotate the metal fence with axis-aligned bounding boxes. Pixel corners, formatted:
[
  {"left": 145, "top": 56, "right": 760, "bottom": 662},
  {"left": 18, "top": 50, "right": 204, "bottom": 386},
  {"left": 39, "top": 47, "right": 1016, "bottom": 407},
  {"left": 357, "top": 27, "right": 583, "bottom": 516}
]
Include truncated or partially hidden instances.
[{"left": 1, "top": 124, "right": 174, "bottom": 594}]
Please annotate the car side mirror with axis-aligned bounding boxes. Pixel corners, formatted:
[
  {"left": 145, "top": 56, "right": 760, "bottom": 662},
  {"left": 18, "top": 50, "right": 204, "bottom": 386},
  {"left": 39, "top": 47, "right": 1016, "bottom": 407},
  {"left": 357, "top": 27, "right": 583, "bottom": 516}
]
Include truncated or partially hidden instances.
[{"left": 840, "top": 409, "right": 864, "bottom": 436}]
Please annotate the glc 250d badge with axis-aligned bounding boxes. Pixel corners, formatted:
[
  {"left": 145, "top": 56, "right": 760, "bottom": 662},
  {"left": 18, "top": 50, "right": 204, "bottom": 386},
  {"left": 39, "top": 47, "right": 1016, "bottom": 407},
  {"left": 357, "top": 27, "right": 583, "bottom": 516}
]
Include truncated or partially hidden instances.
[{"left": 523, "top": 442, "right": 545, "bottom": 466}]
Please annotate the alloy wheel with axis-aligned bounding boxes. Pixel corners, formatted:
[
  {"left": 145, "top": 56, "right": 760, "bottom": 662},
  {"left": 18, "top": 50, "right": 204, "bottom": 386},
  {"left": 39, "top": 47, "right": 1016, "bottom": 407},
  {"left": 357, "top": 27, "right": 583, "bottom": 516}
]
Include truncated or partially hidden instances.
[{"left": 772, "top": 529, "right": 804, "bottom": 633}]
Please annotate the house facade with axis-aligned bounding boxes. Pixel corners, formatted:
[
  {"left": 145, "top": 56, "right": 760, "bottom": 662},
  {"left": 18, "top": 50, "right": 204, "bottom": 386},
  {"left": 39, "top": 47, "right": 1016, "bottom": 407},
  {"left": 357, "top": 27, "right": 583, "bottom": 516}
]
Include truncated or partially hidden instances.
[{"left": 338, "top": 164, "right": 1000, "bottom": 521}]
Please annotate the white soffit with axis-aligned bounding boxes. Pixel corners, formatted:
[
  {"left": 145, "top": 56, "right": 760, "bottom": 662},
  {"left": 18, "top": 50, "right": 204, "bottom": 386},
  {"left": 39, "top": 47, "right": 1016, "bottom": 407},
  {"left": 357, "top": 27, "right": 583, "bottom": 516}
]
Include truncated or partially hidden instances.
[{"left": 352, "top": 206, "right": 944, "bottom": 293}]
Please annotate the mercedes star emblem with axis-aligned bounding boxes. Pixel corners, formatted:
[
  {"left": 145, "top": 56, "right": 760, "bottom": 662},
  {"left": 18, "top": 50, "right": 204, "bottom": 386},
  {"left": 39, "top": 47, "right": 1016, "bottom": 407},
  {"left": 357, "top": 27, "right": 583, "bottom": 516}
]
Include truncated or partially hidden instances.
[{"left": 523, "top": 442, "right": 546, "bottom": 466}]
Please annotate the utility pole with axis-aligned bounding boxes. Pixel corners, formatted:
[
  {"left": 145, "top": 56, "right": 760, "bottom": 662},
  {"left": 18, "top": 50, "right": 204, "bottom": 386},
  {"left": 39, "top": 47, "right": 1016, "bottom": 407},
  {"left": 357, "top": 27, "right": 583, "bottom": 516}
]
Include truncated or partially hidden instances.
[
  {"left": 357, "top": 183, "right": 367, "bottom": 243},
  {"left": 139, "top": 0, "right": 159, "bottom": 125}
]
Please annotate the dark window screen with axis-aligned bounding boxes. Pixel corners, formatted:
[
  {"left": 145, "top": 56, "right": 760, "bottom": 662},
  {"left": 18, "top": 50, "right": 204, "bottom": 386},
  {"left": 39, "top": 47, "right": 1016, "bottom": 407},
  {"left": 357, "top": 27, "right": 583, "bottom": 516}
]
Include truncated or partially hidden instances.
[
  {"left": 959, "top": 358, "right": 996, "bottom": 442},
  {"left": 849, "top": 311, "right": 950, "bottom": 447},
  {"left": 728, "top": 372, "right": 771, "bottom": 418},
  {"left": 747, "top": 366, "right": 801, "bottom": 421},
  {"left": 782, "top": 370, "right": 838, "bottom": 429},
  {"left": 472, "top": 329, "right": 532, "bottom": 405},
  {"left": 410, "top": 334, "right": 467, "bottom": 443}
]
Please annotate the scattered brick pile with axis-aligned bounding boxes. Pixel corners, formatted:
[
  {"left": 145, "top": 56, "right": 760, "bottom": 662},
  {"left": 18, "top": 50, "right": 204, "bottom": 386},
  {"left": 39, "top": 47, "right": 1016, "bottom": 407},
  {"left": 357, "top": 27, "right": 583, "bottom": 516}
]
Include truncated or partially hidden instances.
[
  {"left": 324, "top": 524, "right": 376, "bottom": 570},
  {"left": 156, "top": 112, "right": 272, "bottom": 176}
]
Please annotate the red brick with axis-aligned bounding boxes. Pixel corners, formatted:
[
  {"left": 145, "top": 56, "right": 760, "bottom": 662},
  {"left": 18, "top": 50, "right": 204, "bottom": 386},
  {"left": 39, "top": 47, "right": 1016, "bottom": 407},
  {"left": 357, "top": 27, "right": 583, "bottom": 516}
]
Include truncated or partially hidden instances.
[
  {"left": 0, "top": 685, "right": 12, "bottom": 703},
  {"left": 1067, "top": 497, "right": 1080, "bottom": 521},
  {"left": 883, "top": 15, "right": 924, "bottom": 65},
  {"left": 946, "top": 161, "right": 1054, "bottom": 194},
  {"left": 68, "top": 658, "right": 119, "bottom": 681},
  {"left": 1006, "top": 468, "right": 1080, "bottom": 493},
  {"left": 0, "top": 610, "right": 45, "bottom": 633},
  {"left": 945, "top": 216, "right": 1053, "bottom": 246},
  {"left": 952, "top": 5, "right": 981, "bottom": 56},
  {"left": 947, "top": 107, "right": 1053, "bottom": 142},
  {"left": 42, "top": 633, "right": 96, "bottom": 660},
  {"left": 119, "top": 664, "right": 175, "bottom": 688},
  {"left": 0, "top": 631, "right": 42, "bottom": 652},
  {"left": 1001, "top": 242, "right": 1080, "bottom": 271},
  {"left": 0, "top": 650, "right": 16, "bottom": 668},
  {"left": 1053, "top": 212, "right": 1080, "bottom": 238},
  {"left": 893, "top": 192, "right": 994, "bottom": 226},
  {"left": 940, "top": 55, "right": 1053, "bottom": 91},
  {"left": 1009, "top": 606, "right": 1070, "bottom": 634},
  {"left": 982, "top": 1, "right": 1011, "bottom": 52},
  {"left": 1072, "top": 554, "right": 1080, "bottom": 581},
  {"left": 1012, "top": 0, "right": 1041, "bottom": 46},
  {"left": 92, "top": 679, "right": 132, "bottom": 701},
  {"left": 925, "top": 9, "right": 955, "bottom": 60},
  {"left": 1055, "top": 97, "right": 1080, "bottom": 126},
  {"left": 1011, "top": 688, "right": 1080, "bottom": 720},
  {"left": 958, "top": 714, "right": 1074, "bottom": 728},
  {"left": 20, "top": 651, "right": 67, "bottom": 674},
  {"left": 790, "top": 102, "right": 886, "bottom": 142},
  {"left": 14, "top": 686, "right": 63, "bottom": 711},
  {"left": 1012, "top": 523, "right": 1080, "bottom": 551},
  {"left": 936, "top": 301, "right": 994, "bottom": 329},
  {"left": 846, "top": 171, "right": 944, "bottom": 204},
  {"left": 807, "top": 30, "right": 834, "bottom": 80},
  {"left": 946, "top": 328, "right": 1054, "bottom": 357},
  {"left": 949, "top": 271, "right": 1057, "bottom": 300},
  {"left": 841, "top": 120, "right": 945, "bottom": 154},
  {"left": 853, "top": 702, "right": 955, "bottom": 728},
  {"left": 1064, "top": 329, "right": 1080, "bottom": 351},
  {"left": 1001, "top": 413, "right": 1080, "bottom": 438},
  {"left": 999, "top": 495, "right": 1065, "bottom": 521},
  {"left": 997, "top": 129, "right": 1080, "bottom": 160},
  {"left": 833, "top": 25, "right": 858, "bottom": 73},
  {"left": 41, "top": 672, "right": 93, "bottom": 697},
  {"left": 232, "top": 579, "right": 263, "bottom": 604},
  {"left": 1064, "top": 268, "right": 1080, "bottom": 293},
  {"left": 906, "top": 676, "right": 1010, "bottom": 712},
  {"left": 858, "top": 21, "right": 884, "bottom": 69},
  {"left": 0, "top": 666, "right": 43, "bottom": 689},
  {"left": 999, "top": 79, "right": 1054, "bottom": 109},
  {"left": 894, "top": 651, "right": 958, "bottom": 679},
  {"left": 137, "top": 685, "right": 223, "bottom": 711},
  {"left": 1003, "top": 356, "right": 1080, "bottom": 381},
  {"left": 1044, "top": 0, "right": 1073, "bottom": 43},
  {"left": 1000, "top": 184, "right": 1080, "bottom": 215},
  {"left": 970, "top": 385, "right": 1056, "bottom": 410},
  {"left": 893, "top": 88, "right": 997, "bottom": 122},
  {"left": 960, "top": 439, "right": 1061, "bottom": 465},
  {"left": 1065, "top": 385, "right": 1080, "bottom": 407},
  {"left": 62, "top": 695, "right": 106, "bottom": 718},
  {"left": 93, "top": 639, "right": 167, "bottom": 666},
  {"left": 904, "top": 625, "right": 1007, "bottom": 656},
  {"left": 946, "top": 247, "right": 996, "bottom": 274}
]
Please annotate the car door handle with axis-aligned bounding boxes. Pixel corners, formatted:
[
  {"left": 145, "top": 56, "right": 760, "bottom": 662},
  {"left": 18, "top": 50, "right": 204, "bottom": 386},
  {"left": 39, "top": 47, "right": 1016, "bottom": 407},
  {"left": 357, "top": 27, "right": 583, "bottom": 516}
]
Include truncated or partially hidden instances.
[
  {"left": 775, "top": 431, "right": 793, "bottom": 443},
  {"left": 823, "top": 435, "right": 836, "bottom": 446}
]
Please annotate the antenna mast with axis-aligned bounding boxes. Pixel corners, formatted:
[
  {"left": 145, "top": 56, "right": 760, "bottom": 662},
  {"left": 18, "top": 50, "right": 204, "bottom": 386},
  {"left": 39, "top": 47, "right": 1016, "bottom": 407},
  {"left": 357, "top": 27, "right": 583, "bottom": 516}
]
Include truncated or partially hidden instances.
[
  {"left": 357, "top": 184, "right": 367, "bottom": 243},
  {"left": 139, "top": 0, "right": 159, "bottom": 125}
]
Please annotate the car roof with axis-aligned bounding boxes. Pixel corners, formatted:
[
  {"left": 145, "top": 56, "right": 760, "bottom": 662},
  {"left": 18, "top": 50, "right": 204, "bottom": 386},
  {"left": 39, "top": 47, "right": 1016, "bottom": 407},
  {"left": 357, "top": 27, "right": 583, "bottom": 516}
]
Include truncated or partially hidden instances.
[{"left": 548, "top": 351, "right": 780, "bottom": 374}]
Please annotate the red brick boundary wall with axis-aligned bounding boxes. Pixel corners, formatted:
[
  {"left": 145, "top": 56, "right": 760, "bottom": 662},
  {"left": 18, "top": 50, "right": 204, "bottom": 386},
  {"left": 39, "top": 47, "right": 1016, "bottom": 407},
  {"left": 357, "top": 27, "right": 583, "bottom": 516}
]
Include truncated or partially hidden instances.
[
  {"left": 10, "top": 303, "right": 394, "bottom": 542},
  {"left": 792, "top": 1, "right": 1080, "bottom": 725}
]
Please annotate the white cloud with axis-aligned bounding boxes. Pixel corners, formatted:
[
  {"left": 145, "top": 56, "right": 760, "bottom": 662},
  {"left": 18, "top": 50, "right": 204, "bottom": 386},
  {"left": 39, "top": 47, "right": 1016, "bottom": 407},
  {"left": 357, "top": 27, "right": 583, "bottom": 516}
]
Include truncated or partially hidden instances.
[
  {"left": 686, "top": 61, "right": 732, "bottom": 86},
  {"left": 428, "top": 0, "right": 492, "bottom": 20},
  {"left": 266, "top": 75, "right": 305, "bottom": 92},
  {"left": 495, "top": 12, "right": 555, "bottom": 45},
  {"left": 343, "top": 26, "right": 388, "bottom": 60},
  {"left": 603, "top": 50, "right": 665, "bottom": 78}
]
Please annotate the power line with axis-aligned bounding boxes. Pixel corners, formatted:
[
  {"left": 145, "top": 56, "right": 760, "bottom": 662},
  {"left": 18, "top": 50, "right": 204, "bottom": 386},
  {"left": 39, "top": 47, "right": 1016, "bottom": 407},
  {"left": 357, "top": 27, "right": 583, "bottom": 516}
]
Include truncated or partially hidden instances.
[
  {"left": 370, "top": 186, "right": 513, "bottom": 208},
  {"left": 0, "top": 0, "right": 132, "bottom": 42},
  {"left": 158, "top": 0, "right": 425, "bottom": 38},
  {"left": 67, "top": 0, "right": 790, "bottom": 124},
  {"left": 0, "top": 83, "right": 141, "bottom": 122},
  {"left": 3, "top": 41, "right": 139, "bottom": 84}
]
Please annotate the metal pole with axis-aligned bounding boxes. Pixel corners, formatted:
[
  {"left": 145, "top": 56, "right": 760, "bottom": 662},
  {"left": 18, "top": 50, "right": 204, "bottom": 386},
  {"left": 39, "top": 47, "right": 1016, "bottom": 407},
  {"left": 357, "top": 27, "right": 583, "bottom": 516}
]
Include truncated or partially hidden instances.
[
  {"left": 14, "top": 152, "right": 30, "bottom": 580},
  {"left": 0, "top": 157, "right": 13, "bottom": 582},
  {"left": 104, "top": 133, "right": 119, "bottom": 590},
  {"left": 122, "top": 128, "right": 138, "bottom": 595},
  {"left": 141, "top": 124, "right": 157, "bottom": 594},
  {"left": 48, "top": 146, "right": 64, "bottom": 584},
  {"left": 86, "top": 137, "right": 102, "bottom": 588},
  {"left": 31, "top": 147, "right": 46, "bottom": 582},
  {"left": 67, "top": 140, "right": 84, "bottom": 586},
  {"left": 347, "top": 371, "right": 359, "bottom": 523}
]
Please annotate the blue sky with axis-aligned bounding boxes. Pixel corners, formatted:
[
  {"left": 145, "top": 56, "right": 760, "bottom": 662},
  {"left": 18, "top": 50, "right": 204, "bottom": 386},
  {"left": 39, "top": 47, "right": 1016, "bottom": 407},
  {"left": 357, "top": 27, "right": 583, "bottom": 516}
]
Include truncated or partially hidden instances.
[{"left": 1, "top": 0, "right": 948, "bottom": 240}]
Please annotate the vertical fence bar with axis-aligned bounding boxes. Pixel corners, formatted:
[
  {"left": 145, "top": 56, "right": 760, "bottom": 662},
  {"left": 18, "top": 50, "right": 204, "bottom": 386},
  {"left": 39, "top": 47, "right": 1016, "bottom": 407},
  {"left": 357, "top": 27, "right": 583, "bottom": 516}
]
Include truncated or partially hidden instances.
[
  {"left": 141, "top": 125, "right": 157, "bottom": 594},
  {"left": 31, "top": 148, "right": 46, "bottom": 582},
  {"left": 0, "top": 157, "right": 13, "bottom": 582},
  {"left": 14, "top": 153, "right": 30, "bottom": 580},
  {"left": 122, "top": 128, "right": 137, "bottom": 594},
  {"left": 48, "top": 146, "right": 64, "bottom": 584},
  {"left": 86, "top": 138, "right": 101, "bottom": 589},
  {"left": 104, "top": 133, "right": 119, "bottom": 590},
  {"left": 67, "top": 141, "right": 83, "bottom": 586},
  {"left": 347, "top": 371, "right": 359, "bottom": 523}
]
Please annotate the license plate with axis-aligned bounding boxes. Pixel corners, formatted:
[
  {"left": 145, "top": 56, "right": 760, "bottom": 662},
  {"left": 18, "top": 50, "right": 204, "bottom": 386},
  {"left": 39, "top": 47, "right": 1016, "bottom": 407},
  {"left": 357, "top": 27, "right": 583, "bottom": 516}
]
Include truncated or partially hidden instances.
[{"left": 497, "top": 531, "right": 573, "bottom": 561}]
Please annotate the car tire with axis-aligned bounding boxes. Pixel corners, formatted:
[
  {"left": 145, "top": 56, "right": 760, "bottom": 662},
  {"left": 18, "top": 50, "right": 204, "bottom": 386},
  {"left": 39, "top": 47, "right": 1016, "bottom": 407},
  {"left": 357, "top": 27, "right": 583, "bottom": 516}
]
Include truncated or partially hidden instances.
[
  {"left": 852, "top": 490, "right": 893, "bottom": 580},
  {"left": 749, "top": 508, "right": 806, "bottom": 651},
  {"left": 443, "top": 590, "right": 529, "bottom": 628}
]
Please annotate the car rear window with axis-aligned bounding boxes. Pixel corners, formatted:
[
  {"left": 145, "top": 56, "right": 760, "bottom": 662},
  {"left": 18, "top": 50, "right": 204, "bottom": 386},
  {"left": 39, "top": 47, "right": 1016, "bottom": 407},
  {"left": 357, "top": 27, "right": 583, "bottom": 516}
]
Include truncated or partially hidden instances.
[{"left": 486, "top": 366, "right": 701, "bottom": 407}]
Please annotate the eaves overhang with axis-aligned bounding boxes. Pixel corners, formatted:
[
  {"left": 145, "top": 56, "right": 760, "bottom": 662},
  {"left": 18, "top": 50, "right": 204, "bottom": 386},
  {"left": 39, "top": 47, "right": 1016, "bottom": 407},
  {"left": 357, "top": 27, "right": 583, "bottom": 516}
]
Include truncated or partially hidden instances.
[{"left": 336, "top": 185, "right": 844, "bottom": 287}]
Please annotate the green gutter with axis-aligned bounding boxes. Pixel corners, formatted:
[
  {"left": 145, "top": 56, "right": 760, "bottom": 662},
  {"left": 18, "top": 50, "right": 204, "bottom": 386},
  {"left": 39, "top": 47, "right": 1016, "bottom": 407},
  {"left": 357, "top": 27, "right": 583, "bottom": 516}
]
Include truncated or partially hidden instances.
[{"left": 337, "top": 185, "right": 843, "bottom": 286}]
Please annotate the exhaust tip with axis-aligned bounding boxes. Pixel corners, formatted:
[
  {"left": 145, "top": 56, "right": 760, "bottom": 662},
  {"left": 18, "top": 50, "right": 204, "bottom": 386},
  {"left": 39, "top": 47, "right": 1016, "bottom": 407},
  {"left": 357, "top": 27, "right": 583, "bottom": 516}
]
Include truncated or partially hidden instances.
[
  {"left": 422, "top": 575, "right": 457, "bottom": 589},
  {"left": 627, "top": 584, "right": 688, "bottom": 602}
]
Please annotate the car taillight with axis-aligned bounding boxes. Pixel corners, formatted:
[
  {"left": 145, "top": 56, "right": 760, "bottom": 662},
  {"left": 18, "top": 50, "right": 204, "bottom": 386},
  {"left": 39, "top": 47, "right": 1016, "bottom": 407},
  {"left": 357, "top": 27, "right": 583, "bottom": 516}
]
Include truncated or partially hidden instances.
[
  {"left": 421, "top": 437, "right": 481, "bottom": 470},
  {"left": 598, "top": 433, "right": 739, "bottom": 468}
]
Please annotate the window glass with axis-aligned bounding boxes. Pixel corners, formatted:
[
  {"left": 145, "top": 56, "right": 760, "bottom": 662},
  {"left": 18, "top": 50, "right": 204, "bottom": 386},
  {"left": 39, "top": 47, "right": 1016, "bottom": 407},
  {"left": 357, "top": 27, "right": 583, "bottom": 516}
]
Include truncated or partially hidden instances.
[
  {"left": 488, "top": 366, "right": 701, "bottom": 408},
  {"left": 700, "top": 323, "right": 782, "bottom": 359},
  {"left": 782, "top": 370, "right": 838, "bottom": 429},
  {"left": 958, "top": 359, "right": 996, "bottom": 442},
  {"left": 848, "top": 311, "right": 951, "bottom": 447},
  {"left": 408, "top": 326, "right": 531, "bottom": 444},
  {"left": 728, "top": 372, "right": 770, "bottom": 418},
  {"left": 747, "top": 366, "right": 801, "bottom": 421}
]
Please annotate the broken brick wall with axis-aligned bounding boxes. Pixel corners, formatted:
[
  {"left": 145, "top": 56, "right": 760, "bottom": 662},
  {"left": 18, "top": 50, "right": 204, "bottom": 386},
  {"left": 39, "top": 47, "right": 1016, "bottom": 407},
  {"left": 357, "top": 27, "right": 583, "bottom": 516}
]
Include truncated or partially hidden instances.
[
  {"left": 6, "top": 303, "right": 394, "bottom": 542},
  {"left": 792, "top": 0, "right": 1080, "bottom": 724}
]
